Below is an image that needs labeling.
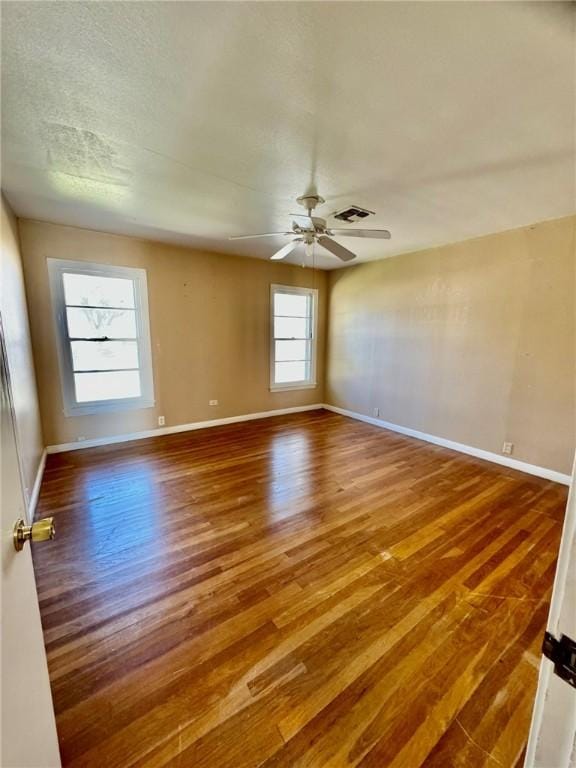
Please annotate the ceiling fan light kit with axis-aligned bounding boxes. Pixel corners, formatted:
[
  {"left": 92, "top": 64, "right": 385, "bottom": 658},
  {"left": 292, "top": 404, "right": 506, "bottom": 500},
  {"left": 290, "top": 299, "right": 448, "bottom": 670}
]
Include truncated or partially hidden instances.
[{"left": 230, "top": 192, "right": 392, "bottom": 263}]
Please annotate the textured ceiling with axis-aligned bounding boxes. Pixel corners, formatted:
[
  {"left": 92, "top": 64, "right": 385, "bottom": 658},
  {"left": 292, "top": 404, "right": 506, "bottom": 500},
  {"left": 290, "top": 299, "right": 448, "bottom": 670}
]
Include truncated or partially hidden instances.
[{"left": 1, "top": 1, "right": 574, "bottom": 269}]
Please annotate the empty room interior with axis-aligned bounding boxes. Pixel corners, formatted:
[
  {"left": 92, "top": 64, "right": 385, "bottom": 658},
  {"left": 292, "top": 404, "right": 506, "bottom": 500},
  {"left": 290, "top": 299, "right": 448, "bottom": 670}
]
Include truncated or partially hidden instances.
[{"left": 1, "top": 2, "right": 575, "bottom": 767}]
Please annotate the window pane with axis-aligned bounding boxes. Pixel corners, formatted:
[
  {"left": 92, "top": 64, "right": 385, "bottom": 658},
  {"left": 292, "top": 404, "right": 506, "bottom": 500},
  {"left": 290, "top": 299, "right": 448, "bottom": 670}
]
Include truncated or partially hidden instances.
[
  {"left": 274, "top": 316, "right": 308, "bottom": 339},
  {"left": 71, "top": 341, "right": 139, "bottom": 372},
  {"left": 74, "top": 370, "right": 141, "bottom": 402},
  {"left": 274, "top": 292, "right": 308, "bottom": 317},
  {"left": 275, "top": 361, "right": 308, "bottom": 384},
  {"left": 66, "top": 307, "right": 136, "bottom": 339},
  {"left": 275, "top": 340, "right": 308, "bottom": 362},
  {"left": 63, "top": 273, "right": 135, "bottom": 309}
]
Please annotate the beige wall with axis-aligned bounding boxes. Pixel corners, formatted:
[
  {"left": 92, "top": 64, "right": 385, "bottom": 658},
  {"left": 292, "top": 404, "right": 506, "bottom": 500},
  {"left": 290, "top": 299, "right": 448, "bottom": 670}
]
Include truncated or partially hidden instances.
[
  {"left": 13, "top": 214, "right": 576, "bottom": 474},
  {"left": 326, "top": 216, "right": 576, "bottom": 475},
  {"left": 18, "top": 220, "right": 327, "bottom": 447},
  {"left": 0, "top": 196, "right": 44, "bottom": 507}
]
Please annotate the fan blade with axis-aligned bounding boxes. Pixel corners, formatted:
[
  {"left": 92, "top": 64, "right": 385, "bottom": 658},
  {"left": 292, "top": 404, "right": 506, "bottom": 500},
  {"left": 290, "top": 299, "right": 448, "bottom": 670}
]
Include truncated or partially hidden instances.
[
  {"left": 317, "top": 236, "right": 356, "bottom": 262},
  {"left": 270, "top": 240, "right": 301, "bottom": 261},
  {"left": 329, "top": 229, "right": 391, "bottom": 239},
  {"left": 289, "top": 213, "right": 316, "bottom": 230},
  {"left": 229, "top": 232, "right": 292, "bottom": 240}
]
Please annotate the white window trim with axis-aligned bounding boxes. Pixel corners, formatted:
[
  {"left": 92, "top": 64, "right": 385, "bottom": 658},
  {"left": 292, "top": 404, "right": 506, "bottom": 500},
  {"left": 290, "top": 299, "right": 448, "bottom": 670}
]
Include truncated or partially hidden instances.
[
  {"left": 48, "top": 258, "right": 155, "bottom": 417},
  {"left": 270, "top": 283, "right": 318, "bottom": 392}
]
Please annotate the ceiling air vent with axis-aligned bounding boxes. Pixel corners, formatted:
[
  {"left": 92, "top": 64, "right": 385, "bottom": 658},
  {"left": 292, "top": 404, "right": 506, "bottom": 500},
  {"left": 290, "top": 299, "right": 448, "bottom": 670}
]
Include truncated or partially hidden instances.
[{"left": 332, "top": 205, "right": 375, "bottom": 223}]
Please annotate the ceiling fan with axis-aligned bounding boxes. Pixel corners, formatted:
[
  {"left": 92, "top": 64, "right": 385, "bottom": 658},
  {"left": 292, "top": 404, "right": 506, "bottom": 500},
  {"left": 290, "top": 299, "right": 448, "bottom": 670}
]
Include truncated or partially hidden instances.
[{"left": 229, "top": 194, "right": 391, "bottom": 262}]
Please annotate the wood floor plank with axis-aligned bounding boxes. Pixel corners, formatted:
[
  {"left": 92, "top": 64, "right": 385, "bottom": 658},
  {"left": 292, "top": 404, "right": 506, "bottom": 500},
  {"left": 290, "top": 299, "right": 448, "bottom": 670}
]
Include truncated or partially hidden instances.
[{"left": 32, "top": 410, "right": 567, "bottom": 767}]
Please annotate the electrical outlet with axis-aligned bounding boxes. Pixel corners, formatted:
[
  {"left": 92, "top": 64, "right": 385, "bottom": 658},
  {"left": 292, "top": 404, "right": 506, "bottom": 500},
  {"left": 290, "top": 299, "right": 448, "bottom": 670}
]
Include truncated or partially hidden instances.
[
  {"left": 373, "top": 407, "right": 380, "bottom": 418},
  {"left": 502, "top": 442, "right": 514, "bottom": 455},
  {"left": 209, "top": 399, "right": 219, "bottom": 406},
  {"left": 158, "top": 416, "right": 165, "bottom": 426}
]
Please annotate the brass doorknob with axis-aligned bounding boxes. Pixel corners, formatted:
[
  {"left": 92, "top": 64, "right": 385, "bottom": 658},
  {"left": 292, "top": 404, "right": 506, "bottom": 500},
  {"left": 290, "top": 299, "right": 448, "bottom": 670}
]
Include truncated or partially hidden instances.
[{"left": 13, "top": 517, "right": 55, "bottom": 552}]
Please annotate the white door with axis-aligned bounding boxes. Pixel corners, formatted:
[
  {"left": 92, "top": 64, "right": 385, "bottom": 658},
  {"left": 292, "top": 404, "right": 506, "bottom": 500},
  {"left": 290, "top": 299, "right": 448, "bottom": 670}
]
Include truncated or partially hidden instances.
[
  {"left": 1, "top": 321, "right": 61, "bottom": 767},
  {"left": 525, "top": 459, "right": 576, "bottom": 768}
]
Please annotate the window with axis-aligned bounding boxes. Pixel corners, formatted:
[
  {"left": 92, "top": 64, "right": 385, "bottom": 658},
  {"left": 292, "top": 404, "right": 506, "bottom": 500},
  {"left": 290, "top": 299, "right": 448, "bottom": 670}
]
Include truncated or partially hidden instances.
[
  {"left": 270, "top": 284, "right": 317, "bottom": 390},
  {"left": 48, "top": 259, "right": 155, "bottom": 416}
]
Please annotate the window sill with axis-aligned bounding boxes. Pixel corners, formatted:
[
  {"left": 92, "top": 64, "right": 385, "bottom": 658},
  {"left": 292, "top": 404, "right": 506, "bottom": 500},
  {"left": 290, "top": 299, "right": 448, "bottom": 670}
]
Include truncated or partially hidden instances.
[
  {"left": 64, "top": 398, "right": 156, "bottom": 417},
  {"left": 270, "top": 382, "right": 317, "bottom": 393}
]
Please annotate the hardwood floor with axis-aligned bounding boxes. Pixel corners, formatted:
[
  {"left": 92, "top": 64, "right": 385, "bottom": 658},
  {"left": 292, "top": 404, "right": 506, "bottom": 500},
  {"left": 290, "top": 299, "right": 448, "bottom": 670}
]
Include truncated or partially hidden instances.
[{"left": 33, "top": 410, "right": 568, "bottom": 767}]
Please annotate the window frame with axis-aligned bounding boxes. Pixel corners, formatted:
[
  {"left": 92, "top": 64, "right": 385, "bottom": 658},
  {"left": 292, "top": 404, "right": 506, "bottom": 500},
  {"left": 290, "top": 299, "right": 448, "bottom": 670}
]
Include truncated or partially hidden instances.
[
  {"left": 270, "top": 283, "right": 318, "bottom": 392},
  {"left": 47, "top": 258, "right": 155, "bottom": 417}
]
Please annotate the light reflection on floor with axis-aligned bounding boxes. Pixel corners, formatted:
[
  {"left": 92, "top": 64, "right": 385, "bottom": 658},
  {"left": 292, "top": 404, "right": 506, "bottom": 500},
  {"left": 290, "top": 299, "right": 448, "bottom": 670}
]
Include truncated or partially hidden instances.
[
  {"left": 79, "top": 461, "right": 161, "bottom": 561},
  {"left": 266, "top": 430, "right": 312, "bottom": 520}
]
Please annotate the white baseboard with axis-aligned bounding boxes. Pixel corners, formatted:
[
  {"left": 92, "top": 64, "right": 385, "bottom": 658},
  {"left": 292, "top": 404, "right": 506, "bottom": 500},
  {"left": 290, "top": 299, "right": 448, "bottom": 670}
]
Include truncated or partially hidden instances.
[
  {"left": 42, "top": 401, "right": 573, "bottom": 486},
  {"left": 28, "top": 449, "right": 47, "bottom": 520},
  {"left": 322, "top": 404, "right": 572, "bottom": 486},
  {"left": 45, "top": 404, "right": 324, "bottom": 454}
]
